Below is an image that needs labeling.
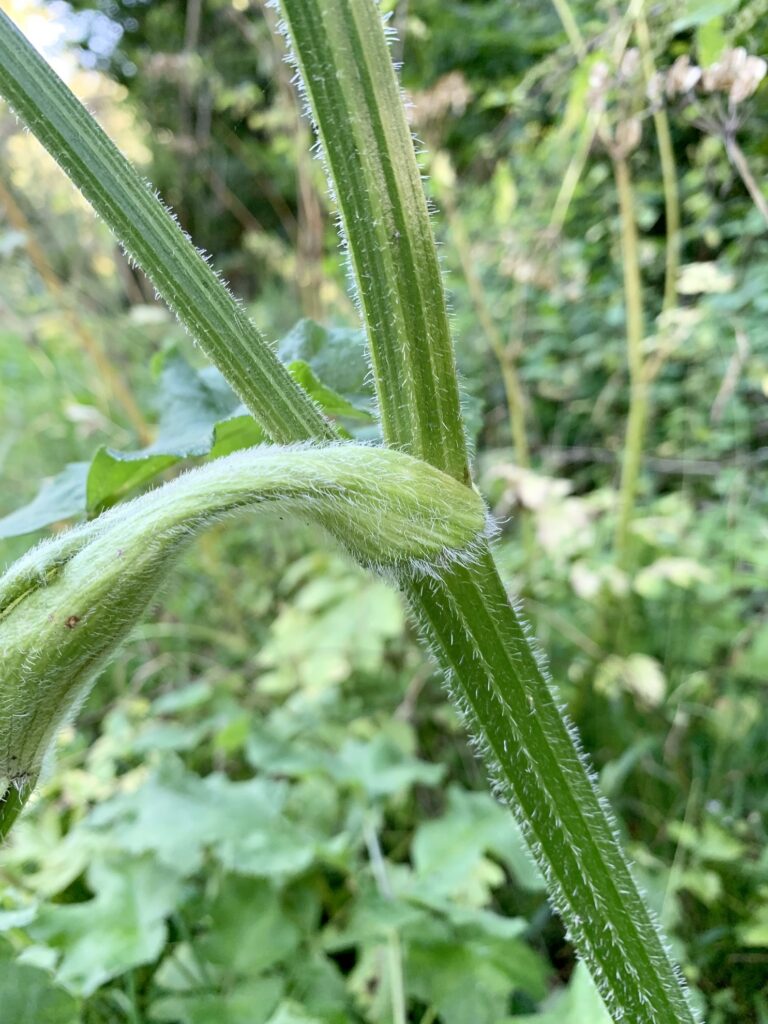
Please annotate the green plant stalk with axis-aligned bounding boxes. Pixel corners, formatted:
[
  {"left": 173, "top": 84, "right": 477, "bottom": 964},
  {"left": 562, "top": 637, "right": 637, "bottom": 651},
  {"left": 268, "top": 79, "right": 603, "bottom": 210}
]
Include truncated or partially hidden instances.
[
  {"left": 280, "top": 2, "right": 695, "bottom": 1021},
  {"left": 548, "top": 108, "right": 601, "bottom": 236},
  {"left": 613, "top": 154, "right": 648, "bottom": 572},
  {"left": 274, "top": 0, "right": 468, "bottom": 484},
  {"left": 549, "top": 0, "right": 587, "bottom": 59},
  {"left": 635, "top": 11, "right": 680, "bottom": 314},
  {"left": 0, "top": 10, "right": 334, "bottom": 448},
  {"left": 724, "top": 132, "right": 768, "bottom": 228},
  {"left": 0, "top": 8, "right": 696, "bottom": 1021},
  {"left": 0, "top": 442, "right": 486, "bottom": 795}
]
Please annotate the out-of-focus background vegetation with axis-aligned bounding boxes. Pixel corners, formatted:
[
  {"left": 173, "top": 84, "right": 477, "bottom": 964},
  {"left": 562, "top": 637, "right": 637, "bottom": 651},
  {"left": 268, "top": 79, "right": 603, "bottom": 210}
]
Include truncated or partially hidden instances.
[{"left": 0, "top": 0, "right": 767, "bottom": 1021}]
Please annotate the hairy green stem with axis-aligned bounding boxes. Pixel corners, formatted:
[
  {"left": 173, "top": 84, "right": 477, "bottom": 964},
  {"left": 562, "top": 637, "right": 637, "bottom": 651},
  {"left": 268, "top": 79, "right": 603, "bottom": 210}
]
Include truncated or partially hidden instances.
[
  {"left": 276, "top": 0, "right": 468, "bottom": 483},
  {"left": 412, "top": 553, "right": 692, "bottom": 1024},
  {"left": 613, "top": 154, "right": 648, "bottom": 572}
]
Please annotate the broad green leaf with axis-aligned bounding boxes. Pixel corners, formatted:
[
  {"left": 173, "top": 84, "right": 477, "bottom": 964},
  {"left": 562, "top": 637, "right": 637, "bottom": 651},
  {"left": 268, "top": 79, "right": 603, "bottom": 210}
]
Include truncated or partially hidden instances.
[
  {"left": 0, "top": 343, "right": 375, "bottom": 537},
  {"left": 322, "top": 890, "right": 432, "bottom": 953},
  {"left": 86, "top": 350, "right": 247, "bottom": 511},
  {"left": 738, "top": 902, "right": 768, "bottom": 947},
  {"left": 412, "top": 786, "right": 544, "bottom": 900},
  {"left": 407, "top": 934, "right": 548, "bottom": 1024},
  {"left": 151, "top": 977, "right": 284, "bottom": 1024},
  {"left": 25, "top": 856, "right": 183, "bottom": 996},
  {"left": 0, "top": 940, "right": 79, "bottom": 1024},
  {"left": 198, "top": 877, "right": 301, "bottom": 976},
  {"left": 277, "top": 319, "right": 372, "bottom": 409},
  {"left": 329, "top": 733, "right": 444, "bottom": 798},
  {"left": 257, "top": 564, "right": 405, "bottom": 694},
  {"left": 86, "top": 762, "right": 317, "bottom": 880},
  {"left": 696, "top": 16, "right": 726, "bottom": 65},
  {"left": 0, "top": 463, "right": 89, "bottom": 540},
  {"left": 667, "top": 818, "right": 746, "bottom": 863},
  {"left": 288, "top": 361, "right": 373, "bottom": 423},
  {"left": 513, "top": 962, "right": 611, "bottom": 1022},
  {"left": 266, "top": 1003, "right": 325, "bottom": 1024},
  {"left": 671, "top": 0, "right": 739, "bottom": 32}
]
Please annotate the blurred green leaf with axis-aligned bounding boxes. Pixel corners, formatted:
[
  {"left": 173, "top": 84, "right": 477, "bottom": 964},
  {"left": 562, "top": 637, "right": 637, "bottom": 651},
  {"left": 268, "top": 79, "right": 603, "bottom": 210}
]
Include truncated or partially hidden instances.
[
  {"left": 86, "top": 760, "right": 319, "bottom": 880},
  {"left": 199, "top": 877, "right": 301, "bottom": 975},
  {"left": 0, "top": 940, "right": 79, "bottom": 1024},
  {"left": 25, "top": 856, "right": 182, "bottom": 995},
  {"left": 412, "top": 786, "right": 544, "bottom": 900},
  {"left": 512, "top": 962, "right": 611, "bottom": 1023},
  {"left": 407, "top": 933, "right": 548, "bottom": 1024},
  {"left": 152, "top": 977, "right": 284, "bottom": 1024},
  {"left": 0, "top": 462, "right": 88, "bottom": 539},
  {"left": 671, "top": 0, "right": 739, "bottom": 32}
]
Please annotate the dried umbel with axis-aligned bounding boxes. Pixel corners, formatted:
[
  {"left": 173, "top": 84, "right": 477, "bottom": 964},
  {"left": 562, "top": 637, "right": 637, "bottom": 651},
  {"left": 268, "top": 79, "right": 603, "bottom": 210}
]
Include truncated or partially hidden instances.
[
  {"left": 408, "top": 70, "right": 472, "bottom": 129},
  {"left": 0, "top": 443, "right": 487, "bottom": 812},
  {"left": 657, "top": 47, "right": 767, "bottom": 106},
  {"left": 702, "top": 47, "right": 768, "bottom": 104}
]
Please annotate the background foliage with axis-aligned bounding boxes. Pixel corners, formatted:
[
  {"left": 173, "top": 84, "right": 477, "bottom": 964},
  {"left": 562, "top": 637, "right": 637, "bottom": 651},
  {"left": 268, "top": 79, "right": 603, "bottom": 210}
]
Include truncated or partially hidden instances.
[{"left": 0, "top": 0, "right": 767, "bottom": 1021}]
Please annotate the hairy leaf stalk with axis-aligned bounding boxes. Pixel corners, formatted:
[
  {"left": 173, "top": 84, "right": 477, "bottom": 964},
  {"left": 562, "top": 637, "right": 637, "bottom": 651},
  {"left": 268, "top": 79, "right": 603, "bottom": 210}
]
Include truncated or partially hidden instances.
[
  {"left": 0, "top": 6, "right": 697, "bottom": 1021},
  {"left": 0, "top": 443, "right": 486, "bottom": 815},
  {"left": 273, "top": 0, "right": 468, "bottom": 483}
]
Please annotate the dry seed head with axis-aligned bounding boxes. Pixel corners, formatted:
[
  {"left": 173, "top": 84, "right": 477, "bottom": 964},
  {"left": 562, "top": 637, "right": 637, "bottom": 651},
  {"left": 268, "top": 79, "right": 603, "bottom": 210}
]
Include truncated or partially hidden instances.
[
  {"left": 666, "top": 55, "right": 702, "bottom": 98},
  {"left": 614, "top": 117, "right": 642, "bottom": 159}
]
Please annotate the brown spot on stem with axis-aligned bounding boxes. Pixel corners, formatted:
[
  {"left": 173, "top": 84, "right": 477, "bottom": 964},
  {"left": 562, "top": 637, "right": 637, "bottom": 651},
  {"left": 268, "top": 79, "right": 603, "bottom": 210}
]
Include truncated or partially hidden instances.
[{"left": 64, "top": 615, "right": 80, "bottom": 629}]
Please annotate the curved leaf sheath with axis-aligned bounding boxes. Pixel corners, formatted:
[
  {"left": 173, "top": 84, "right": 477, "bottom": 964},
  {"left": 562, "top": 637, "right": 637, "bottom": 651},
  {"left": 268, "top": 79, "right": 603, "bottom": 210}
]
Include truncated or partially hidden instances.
[{"left": 0, "top": 443, "right": 486, "bottom": 792}]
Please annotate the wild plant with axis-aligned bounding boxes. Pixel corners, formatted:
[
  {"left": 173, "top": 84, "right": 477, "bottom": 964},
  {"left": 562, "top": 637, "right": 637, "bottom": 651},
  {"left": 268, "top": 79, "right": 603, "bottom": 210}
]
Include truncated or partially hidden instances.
[{"left": 0, "top": 3, "right": 700, "bottom": 1021}]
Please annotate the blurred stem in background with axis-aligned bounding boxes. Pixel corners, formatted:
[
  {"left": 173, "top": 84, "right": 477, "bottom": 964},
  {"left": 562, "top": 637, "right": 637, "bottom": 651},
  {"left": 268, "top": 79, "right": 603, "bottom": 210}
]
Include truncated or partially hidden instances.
[
  {"left": 547, "top": 106, "right": 602, "bottom": 237},
  {"left": 549, "top": 0, "right": 676, "bottom": 576},
  {"left": 0, "top": 173, "right": 150, "bottom": 443},
  {"left": 635, "top": 11, "right": 680, "bottom": 316},
  {"left": 724, "top": 130, "right": 768, "bottom": 227},
  {"left": 430, "top": 152, "right": 534, "bottom": 562},
  {"left": 550, "top": 0, "right": 586, "bottom": 60},
  {"left": 612, "top": 149, "right": 647, "bottom": 574}
]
